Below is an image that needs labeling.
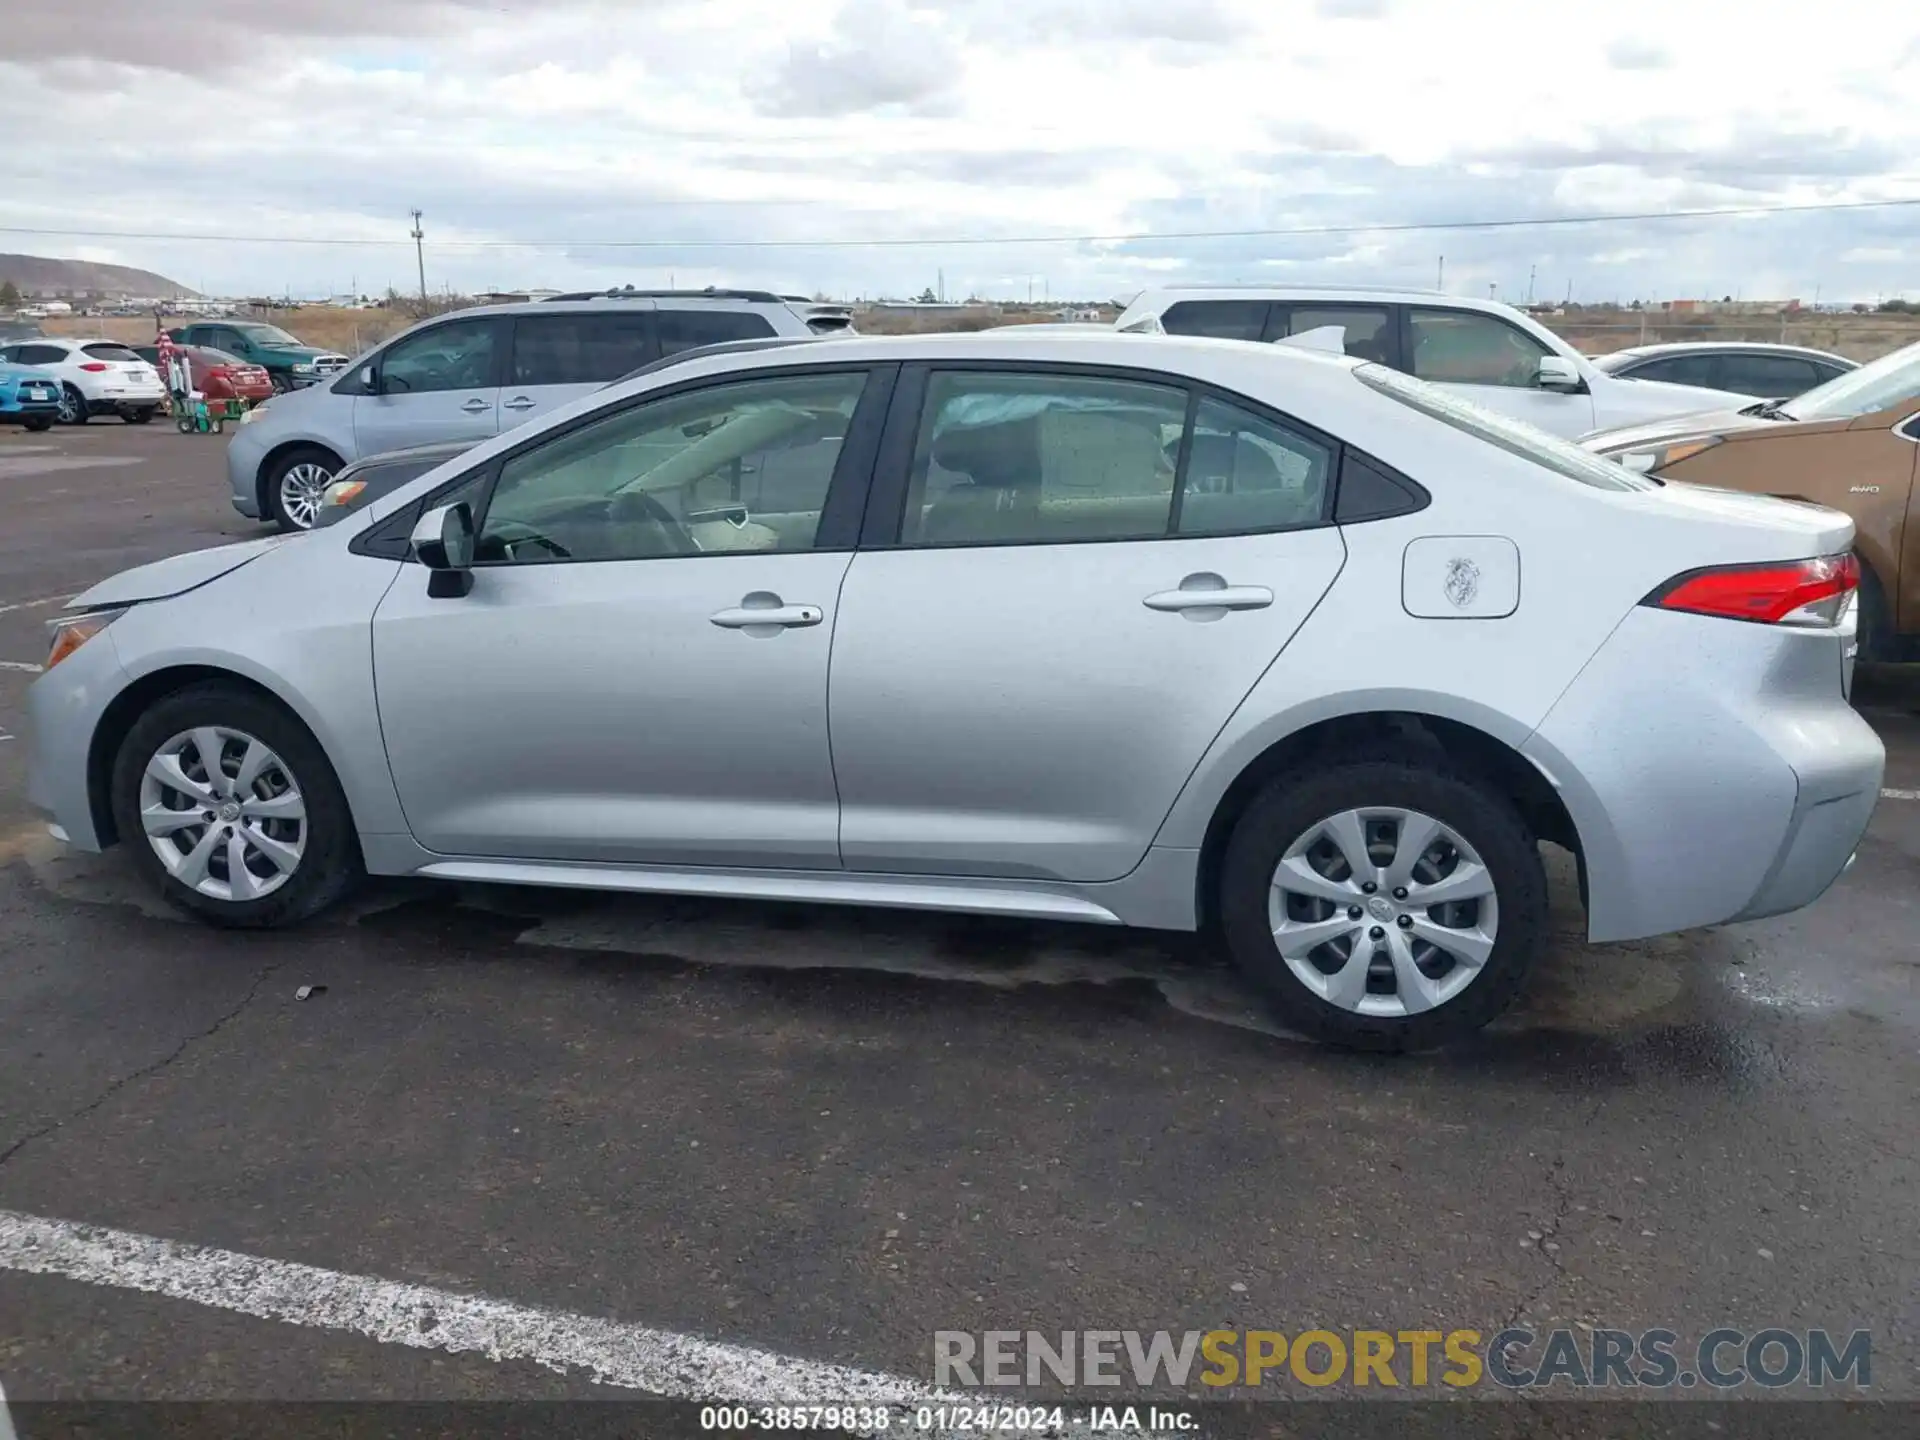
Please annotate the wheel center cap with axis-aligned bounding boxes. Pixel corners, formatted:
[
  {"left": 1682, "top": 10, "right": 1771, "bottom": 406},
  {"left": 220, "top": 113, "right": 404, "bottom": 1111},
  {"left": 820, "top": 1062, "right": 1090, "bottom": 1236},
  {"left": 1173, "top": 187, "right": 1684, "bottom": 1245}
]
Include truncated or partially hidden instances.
[
  {"left": 218, "top": 801, "right": 242, "bottom": 823},
  {"left": 1367, "top": 895, "right": 1395, "bottom": 921}
]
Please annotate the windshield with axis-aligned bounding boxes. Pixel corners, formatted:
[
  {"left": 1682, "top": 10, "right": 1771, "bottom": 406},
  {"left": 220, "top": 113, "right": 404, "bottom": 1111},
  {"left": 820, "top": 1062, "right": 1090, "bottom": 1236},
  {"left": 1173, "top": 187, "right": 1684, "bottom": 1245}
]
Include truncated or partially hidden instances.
[
  {"left": 237, "top": 324, "right": 305, "bottom": 348},
  {"left": 1781, "top": 338, "right": 1920, "bottom": 422},
  {"left": 1355, "top": 362, "right": 1659, "bottom": 492}
]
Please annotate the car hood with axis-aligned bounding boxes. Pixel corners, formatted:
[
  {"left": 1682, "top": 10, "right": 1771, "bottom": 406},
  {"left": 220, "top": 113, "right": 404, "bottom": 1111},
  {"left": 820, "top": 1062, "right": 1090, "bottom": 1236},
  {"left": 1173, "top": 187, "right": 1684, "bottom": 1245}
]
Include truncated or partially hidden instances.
[
  {"left": 66, "top": 536, "right": 294, "bottom": 610},
  {"left": 1579, "top": 406, "right": 1774, "bottom": 453}
]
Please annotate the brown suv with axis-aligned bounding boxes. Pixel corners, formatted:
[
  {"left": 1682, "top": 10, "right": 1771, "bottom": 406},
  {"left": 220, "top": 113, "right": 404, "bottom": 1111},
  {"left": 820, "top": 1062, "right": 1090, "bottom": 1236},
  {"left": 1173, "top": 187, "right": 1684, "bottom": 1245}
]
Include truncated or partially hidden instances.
[{"left": 1584, "top": 340, "right": 1920, "bottom": 661}]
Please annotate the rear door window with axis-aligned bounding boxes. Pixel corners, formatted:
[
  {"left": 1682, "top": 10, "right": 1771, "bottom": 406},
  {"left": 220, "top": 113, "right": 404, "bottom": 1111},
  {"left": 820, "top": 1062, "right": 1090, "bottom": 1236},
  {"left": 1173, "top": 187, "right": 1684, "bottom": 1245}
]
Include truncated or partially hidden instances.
[
  {"left": 1177, "top": 396, "right": 1334, "bottom": 535},
  {"left": 1278, "top": 305, "right": 1394, "bottom": 363},
  {"left": 654, "top": 310, "right": 779, "bottom": 356},
  {"left": 1629, "top": 354, "right": 1722, "bottom": 388},
  {"left": 1158, "top": 300, "right": 1272, "bottom": 341},
  {"left": 510, "top": 313, "right": 657, "bottom": 385}
]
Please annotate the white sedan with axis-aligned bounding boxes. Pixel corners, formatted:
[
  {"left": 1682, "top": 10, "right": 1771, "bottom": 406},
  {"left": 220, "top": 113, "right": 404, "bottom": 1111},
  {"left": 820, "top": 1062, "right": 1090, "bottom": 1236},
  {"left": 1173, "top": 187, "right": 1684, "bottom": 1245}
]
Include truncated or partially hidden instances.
[{"left": 0, "top": 337, "right": 166, "bottom": 425}]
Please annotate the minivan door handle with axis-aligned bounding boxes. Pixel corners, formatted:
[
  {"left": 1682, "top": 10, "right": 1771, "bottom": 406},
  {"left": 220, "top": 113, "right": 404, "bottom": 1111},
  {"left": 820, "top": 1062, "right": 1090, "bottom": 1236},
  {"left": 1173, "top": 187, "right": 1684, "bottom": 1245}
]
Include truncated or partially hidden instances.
[
  {"left": 710, "top": 591, "right": 824, "bottom": 634},
  {"left": 503, "top": 395, "right": 537, "bottom": 411},
  {"left": 1144, "top": 574, "right": 1274, "bottom": 615},
  {"left": 461, "top": 398, "right": 492, "bottom": 413}
]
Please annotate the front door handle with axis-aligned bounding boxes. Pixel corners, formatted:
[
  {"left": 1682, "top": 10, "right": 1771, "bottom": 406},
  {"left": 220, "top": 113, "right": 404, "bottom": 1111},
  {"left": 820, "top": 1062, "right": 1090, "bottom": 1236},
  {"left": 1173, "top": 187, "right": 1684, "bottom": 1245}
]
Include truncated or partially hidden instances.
[
  {"left": 503, "top": 395, "right": 537, "bottom": 411},
  {"left": 461, "top": 398, "right": 492, "bottom": 413},
  {"left": 1144, "top": 573, "right": 1274, "bottom": 615},
  {"left": 710, "top": 591, "right": 823, "bottom": 634}
]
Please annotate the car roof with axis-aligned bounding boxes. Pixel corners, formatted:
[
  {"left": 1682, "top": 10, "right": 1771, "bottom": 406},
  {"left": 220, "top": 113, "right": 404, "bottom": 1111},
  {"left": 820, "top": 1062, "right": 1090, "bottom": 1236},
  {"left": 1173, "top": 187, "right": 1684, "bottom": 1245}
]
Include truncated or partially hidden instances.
[
  {"left": 411, "top": 292, "right": 814, "bottom": 322},
  {"left": 1596, "top": 341, "right": 1854, "bottom": 364}
]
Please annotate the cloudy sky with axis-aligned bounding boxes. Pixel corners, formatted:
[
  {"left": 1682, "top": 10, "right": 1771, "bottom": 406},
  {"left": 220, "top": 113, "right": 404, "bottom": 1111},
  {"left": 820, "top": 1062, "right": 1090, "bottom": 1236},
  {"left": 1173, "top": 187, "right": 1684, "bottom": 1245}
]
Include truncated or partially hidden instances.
[{"left": 3, "top": 0, "right": 1916, "bottom": 304}]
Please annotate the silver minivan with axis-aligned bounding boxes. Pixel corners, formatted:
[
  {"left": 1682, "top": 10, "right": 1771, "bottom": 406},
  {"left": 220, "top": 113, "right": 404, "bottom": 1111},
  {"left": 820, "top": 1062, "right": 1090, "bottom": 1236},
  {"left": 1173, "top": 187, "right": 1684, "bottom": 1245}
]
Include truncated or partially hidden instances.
[{"left": 225, "top": 290, "right": 852, "bottom": 530}]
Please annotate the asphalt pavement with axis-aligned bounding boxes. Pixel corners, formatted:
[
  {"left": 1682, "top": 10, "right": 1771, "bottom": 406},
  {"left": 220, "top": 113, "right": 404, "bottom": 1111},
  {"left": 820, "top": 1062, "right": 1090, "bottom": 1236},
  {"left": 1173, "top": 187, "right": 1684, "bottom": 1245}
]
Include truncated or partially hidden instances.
[{"left": 0, "top": 422, "right": 1916, "bottom": 1429}]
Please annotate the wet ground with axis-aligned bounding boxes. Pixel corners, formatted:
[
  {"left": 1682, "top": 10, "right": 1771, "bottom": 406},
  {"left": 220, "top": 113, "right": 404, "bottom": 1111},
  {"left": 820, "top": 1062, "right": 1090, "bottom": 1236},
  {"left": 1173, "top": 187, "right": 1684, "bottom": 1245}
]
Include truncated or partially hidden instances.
[{"left": 0, "top": 423, "right": 1916, "bottom": 1420}]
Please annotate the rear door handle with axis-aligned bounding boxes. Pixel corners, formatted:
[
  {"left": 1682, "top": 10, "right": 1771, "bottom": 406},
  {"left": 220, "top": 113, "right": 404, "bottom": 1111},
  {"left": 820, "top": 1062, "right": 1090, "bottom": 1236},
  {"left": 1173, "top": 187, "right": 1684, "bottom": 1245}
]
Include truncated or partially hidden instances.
[
  {"left": 503, "top": 396, "right": 537, "bottom": 411},
  {"left": 461, "top": 398, "right": 491, "bottom": 413},
  {"left": 1144, "top": 574, "right": 1274, "bottom": 614},
  {"left": 710, "top": 593, "right": 823, "bottom": 632}
]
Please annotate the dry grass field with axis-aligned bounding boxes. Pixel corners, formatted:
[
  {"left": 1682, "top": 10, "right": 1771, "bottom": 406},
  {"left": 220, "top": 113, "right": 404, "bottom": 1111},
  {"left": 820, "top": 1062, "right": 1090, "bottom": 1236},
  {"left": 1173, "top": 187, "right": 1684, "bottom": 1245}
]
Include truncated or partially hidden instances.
[{"left": 79, "top": 303, "right": 1920, "bottom": 366}]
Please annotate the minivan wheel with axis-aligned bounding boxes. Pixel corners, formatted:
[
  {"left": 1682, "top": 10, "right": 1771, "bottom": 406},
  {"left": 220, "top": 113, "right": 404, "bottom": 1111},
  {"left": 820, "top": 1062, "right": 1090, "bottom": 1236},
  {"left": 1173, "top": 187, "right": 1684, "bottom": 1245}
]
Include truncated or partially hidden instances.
[
  {"left": 110, "top": 683, "right": 360, "bottom": 928},
  {"left": 266, "top": 447, "right": 340, "bottom": 532},
  {"left": 1219, "top": 761, "right": 1547, "bottom": 1052}
]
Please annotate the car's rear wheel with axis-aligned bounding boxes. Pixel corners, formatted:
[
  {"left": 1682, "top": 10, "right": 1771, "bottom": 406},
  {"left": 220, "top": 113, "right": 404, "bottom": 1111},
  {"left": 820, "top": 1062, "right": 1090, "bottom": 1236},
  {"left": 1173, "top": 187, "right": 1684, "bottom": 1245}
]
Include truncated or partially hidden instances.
[
  {"left": 110, "top": 683, "right": 360, "bottom": 928},
  {"left": 1219, "top": 760, "right": 1547, "bottom": 1052},
  {"left": 57, "top": 384, "right": 87, "bottom": 425},
  {"left": 121, "top": 405, "right": 154, "bottom": 425},
  {"left": 266, "top": 446, "right": 340, "bottom": 532}
]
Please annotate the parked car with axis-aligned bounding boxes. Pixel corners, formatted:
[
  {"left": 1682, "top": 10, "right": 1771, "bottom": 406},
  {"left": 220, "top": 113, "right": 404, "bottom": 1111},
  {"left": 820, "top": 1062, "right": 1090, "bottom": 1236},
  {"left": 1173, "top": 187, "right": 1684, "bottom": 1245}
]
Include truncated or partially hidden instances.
[
  {"left": 1590, "top": 342, "right": 1856, "bottom": 399},
  {"left": 1114, "top": 286, "right": 1759, "bottom": 439},
  {"left": 165, "top": 321, "right": 349, "bottom": 393},
  {"left": 27, "top": 332, "right": 1882, "bottom": 1051},
  {"left": 0, "top": 358, "right": 62, "bottom": 431},
  {"left": 1583, "top": 338, "right": 1920, "bottom": 663},
  {"left": 0, "top": 338, "right": 165, "bottom": 424},
  {"left": 133, "top": 344, "right": 275, "bottom": 406},
  {"left": 226, "top": 290, "right": 842, "bottom": 531}
]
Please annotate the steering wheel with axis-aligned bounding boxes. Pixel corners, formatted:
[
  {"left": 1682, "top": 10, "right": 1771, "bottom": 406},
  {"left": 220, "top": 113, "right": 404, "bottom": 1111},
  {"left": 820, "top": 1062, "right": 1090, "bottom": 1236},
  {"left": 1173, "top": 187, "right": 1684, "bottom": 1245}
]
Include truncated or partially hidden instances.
[
  {"left": 484, "top": 518, "right": 574, "bottom": 562},
  {"left": 610, "top": 488, "right": 699, "bottom": 555}
]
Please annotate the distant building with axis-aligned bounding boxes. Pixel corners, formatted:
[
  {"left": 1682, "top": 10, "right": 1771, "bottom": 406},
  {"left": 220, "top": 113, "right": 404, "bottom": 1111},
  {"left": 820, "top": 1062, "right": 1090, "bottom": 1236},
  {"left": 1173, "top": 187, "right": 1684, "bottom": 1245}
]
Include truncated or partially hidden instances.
[{"left": 1662, "top": 298, "right": 1802, "bottom": 316}]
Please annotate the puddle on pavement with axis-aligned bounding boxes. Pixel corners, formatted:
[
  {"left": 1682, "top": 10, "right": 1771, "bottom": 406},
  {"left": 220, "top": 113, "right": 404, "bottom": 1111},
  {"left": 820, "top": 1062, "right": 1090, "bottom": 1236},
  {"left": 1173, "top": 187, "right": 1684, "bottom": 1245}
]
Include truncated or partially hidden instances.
[{"left": 12, "top": 834, "right": 1817, "bottom": 1056}]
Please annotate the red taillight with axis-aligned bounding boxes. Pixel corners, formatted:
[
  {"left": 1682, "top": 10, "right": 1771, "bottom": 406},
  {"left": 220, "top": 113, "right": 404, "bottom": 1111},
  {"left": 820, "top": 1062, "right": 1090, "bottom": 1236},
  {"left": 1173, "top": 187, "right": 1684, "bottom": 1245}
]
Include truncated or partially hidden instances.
[
  {"left": 208, "top": 366, "right": 232, "bottom": 379},
  {"left": 78, "top": 361, "right": 110, "bottom": 372},
  {"left": 1646, "top": 553, "right": 1859, "bottom": 627}
]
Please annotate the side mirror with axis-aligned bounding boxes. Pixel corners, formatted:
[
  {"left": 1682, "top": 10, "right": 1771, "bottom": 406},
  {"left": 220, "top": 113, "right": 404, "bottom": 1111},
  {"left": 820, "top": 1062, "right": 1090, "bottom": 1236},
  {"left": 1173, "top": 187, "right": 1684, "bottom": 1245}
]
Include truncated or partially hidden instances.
[
  {"left": 1536, "top": 355, "right": 1585, "bottom": 393},
  {"left": 412, "top": 502, "right": 476, "bottom": 597},
  {"left": 358, "top": 364, "right": 380, "bottom": 393}
]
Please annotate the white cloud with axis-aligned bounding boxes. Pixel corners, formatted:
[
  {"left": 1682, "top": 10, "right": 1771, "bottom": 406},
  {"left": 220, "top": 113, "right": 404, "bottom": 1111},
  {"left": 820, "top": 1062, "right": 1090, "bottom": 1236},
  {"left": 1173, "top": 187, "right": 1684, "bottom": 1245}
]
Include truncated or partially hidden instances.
[{"left": 0, "top": 0, "right": 1915, "bottom": 302}]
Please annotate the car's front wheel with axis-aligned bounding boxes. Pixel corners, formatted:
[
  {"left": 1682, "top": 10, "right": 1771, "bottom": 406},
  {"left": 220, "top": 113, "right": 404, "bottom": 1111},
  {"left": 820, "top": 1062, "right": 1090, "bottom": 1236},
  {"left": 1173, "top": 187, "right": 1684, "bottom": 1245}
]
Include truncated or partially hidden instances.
[
  {"left": 269, "top": 372, "right": 293, "bottom": 395},
  {"left": 23, "top": 416, "right": 52, "bottom": 433},
  {"left": 1219, "top": 760, "right": 1547, "bottom": 1052},
  {"left": 265, "top": 446, "right": 341, "bottom": 532},
  {"left": 57, "top": 384, "right": 88, "bottom": 425},
  {"left": 110, "top": 683, "right": 360, "bottom": 928}
]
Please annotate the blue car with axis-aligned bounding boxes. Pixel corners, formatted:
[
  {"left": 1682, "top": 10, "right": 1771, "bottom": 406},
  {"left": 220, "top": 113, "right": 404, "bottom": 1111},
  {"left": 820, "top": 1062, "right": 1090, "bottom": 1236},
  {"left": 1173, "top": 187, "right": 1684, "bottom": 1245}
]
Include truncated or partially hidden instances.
[{"left": 0, "top": 360, "right": 61, "bottom": 431}]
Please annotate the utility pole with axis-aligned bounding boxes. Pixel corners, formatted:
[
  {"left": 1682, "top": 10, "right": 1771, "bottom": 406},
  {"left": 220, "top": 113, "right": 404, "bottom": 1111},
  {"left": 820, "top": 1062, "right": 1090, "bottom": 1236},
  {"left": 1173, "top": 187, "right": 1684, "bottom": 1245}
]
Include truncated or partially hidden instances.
[
  {"left": 410, "top": 210, "right": 427, "bottom": 302},
  {"left": 1488, "top": 282, "right": 1498, "bottom": 301},
  {"left": 1436, "top": 255, "right": 1444, "bottom": 291},
  {"left": 938, "top": 268, "right": 945, "bottom": 304},
  {"left": 1526, "top": 264, "right": 1536, "bottom": 306}
]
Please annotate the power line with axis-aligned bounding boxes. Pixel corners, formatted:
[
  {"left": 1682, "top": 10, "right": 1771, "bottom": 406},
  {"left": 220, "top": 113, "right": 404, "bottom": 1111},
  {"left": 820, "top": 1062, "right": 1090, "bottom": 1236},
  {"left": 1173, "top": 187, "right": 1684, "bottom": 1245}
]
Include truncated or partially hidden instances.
[{"left": 0, "top": 195, "right": 1916, "bottom": 251}]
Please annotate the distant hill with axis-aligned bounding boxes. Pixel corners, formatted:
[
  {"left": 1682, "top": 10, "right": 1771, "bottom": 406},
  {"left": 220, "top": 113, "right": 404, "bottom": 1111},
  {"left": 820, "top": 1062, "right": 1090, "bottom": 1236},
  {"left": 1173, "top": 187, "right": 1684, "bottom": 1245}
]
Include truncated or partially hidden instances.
[{"left": 0, "top": 252, "right": 198, "bottom": 300}]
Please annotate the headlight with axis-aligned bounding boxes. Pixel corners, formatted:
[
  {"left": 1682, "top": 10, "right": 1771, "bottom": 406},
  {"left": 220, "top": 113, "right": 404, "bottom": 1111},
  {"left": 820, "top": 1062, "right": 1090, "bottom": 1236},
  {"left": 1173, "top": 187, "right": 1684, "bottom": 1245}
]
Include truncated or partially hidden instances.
[
  {"left": 293, "top": 362, "right": 315, "bottom": 374},
  {"left": 241, "top": 401, "right": 267, "bottom": 425},
  {"left": 1606, "top": 436, "right": 1724, "bottom": 473},
  {"left": 320, "top": 478, "right": 367, "bottom": 511},
  {"left": 45, "top": 608, "right": 128, "bottom": 670}
]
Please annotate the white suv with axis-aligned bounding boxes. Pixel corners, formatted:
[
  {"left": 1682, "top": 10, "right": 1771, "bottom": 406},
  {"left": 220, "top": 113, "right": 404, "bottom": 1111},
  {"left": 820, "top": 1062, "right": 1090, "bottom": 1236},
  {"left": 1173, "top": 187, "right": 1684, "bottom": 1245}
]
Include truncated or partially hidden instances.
[
  {"left": 0, "top": 337, "right": 166, "bottom": 425},
  {"left": 1114, "top": 287, "right": 1756, "bottom": 439}
]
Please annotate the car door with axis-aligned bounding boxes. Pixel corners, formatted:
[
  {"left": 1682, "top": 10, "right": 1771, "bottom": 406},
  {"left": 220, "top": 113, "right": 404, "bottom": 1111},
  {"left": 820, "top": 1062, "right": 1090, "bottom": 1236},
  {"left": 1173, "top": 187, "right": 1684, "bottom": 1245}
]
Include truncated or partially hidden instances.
[
  {"left": 498, "top": 309, "right": 658, "bottom": 430},
  {"left": 370, "top": 363, "right": 891, "bottom": 867},
  {"left": 354, "top": 316, "right": 506, "bottom": 456},
  {"left": 1405, "top": 307, "right": 1597, "bottom": 436},
  {"left": 828, "top": 363, "right": 1348, "bottom": 883}
]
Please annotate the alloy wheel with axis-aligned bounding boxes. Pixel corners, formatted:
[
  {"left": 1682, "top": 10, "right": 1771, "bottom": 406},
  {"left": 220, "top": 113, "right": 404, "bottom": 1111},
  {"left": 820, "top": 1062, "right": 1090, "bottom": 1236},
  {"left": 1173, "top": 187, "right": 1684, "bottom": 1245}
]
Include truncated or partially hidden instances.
[
  {"left": 1268, "top": 806, "right": 1499, "bottom": 1018},
  {"left": 278, "top": 463, "right": 333, "bottom": 529},
  {"left": 57, "top": 387, "right": 81, "bottom": 423},
  {"left": 138, "top": 727, "right": 307, "bottom": 901}
]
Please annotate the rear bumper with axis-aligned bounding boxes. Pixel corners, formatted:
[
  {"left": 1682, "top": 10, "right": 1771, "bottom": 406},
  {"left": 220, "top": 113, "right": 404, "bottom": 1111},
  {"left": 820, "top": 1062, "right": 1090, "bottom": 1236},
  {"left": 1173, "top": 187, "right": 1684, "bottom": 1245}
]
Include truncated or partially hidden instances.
[{"left": 1525, "top": 606, "right": 1883, "bottom": 943}]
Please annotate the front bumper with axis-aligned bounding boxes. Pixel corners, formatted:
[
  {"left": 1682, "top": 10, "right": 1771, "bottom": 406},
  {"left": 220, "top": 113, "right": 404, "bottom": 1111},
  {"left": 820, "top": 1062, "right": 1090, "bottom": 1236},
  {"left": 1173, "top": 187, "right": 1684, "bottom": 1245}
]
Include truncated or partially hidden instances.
[
  {"left": 24, "top": 627, "right": 131, "bottom": 853},
  {"left": 226, "top": 423, "right": 268, "bottom": 518},
  {"left": 1525, "top": 605, "right": 1883, "bottom": 943}
]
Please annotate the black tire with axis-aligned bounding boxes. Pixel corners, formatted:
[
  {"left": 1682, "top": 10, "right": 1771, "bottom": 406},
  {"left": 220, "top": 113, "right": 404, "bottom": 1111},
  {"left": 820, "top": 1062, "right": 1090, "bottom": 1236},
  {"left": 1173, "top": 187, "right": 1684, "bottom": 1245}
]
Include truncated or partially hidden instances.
[
  {"left": 269, "top": 371, "right": 293, "bottom": 395},
  {"left": 263, "top": 444, "right": 341, "bottom": 532},
  {"left": 1855, "top": 555, "right": 1893, "bottom": 665},
  {"left": 110, "top": 682, "right": 361, "bottom": 929},
  {"left": 23, "top": 416, "right": 52, "bottom": 433},
  {"left": 1219, "top": 760, "right": 1548, "bottom": 1052},
  {"left": 58, "top": 384, "right": 88, "bottom": 425},
  {"left": 122, "top": 406, "right": 155, "bottom": 425}
]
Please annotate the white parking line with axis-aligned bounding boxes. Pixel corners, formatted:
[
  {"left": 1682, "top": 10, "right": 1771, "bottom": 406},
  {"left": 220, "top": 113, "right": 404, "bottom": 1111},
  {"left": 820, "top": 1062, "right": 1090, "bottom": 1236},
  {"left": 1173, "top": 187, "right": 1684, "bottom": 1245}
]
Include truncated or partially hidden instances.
[
  {"left": 0, "top": 661, "right": 43, "bottom": 673},
  {"left": 0, "top": 594, "right": 69, "bottom": 617},
  {"left": 0, "top": 1209, "right": 1142, "bottom": 1436},
  {"left": 0, "top": 1377, "right": 15, "bottom": 1440},
  {"left": 1883, "top": 787, "right": 1920, "bottom": 801}
]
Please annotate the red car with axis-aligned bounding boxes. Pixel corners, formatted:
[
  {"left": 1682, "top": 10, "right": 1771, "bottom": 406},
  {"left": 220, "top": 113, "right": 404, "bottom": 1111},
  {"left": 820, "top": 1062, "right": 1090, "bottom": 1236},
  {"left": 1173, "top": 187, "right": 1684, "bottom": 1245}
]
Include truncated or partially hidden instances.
[{"left": 136, "top": 344, "right": 275, "bottom": 405}]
